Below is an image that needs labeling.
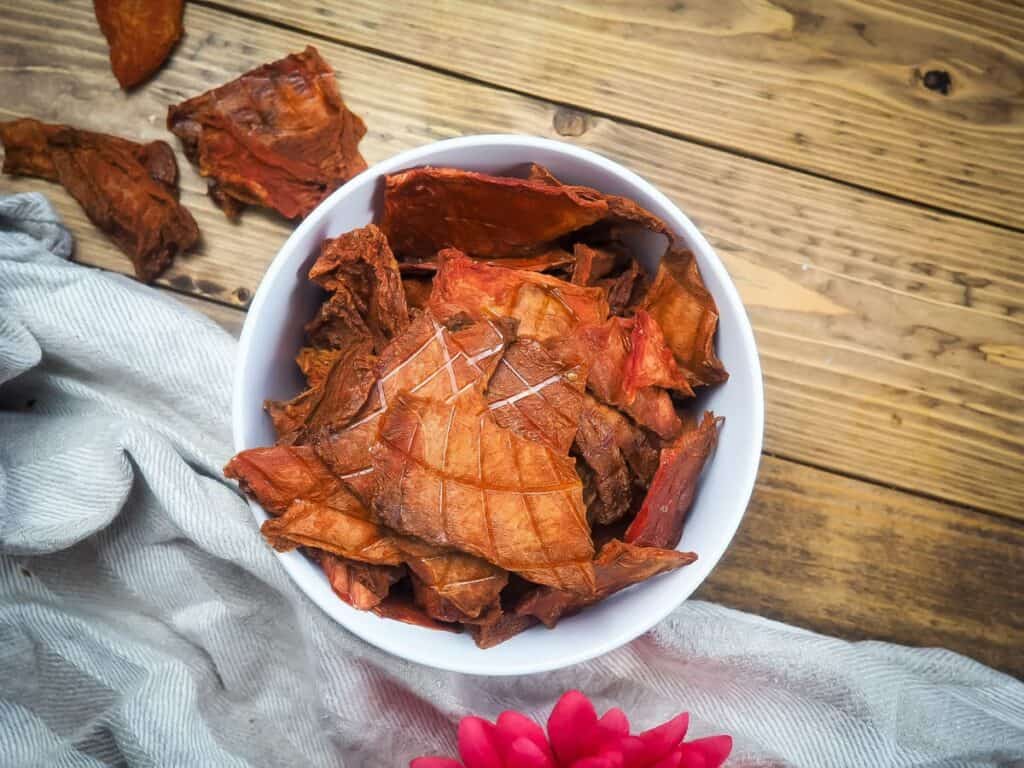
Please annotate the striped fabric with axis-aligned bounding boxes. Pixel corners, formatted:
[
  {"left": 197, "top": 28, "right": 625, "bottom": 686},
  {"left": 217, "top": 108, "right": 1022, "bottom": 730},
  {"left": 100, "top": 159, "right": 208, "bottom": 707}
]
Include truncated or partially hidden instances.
[{"left": 0, "top": 193, "right": 1021, "bottom": 767}]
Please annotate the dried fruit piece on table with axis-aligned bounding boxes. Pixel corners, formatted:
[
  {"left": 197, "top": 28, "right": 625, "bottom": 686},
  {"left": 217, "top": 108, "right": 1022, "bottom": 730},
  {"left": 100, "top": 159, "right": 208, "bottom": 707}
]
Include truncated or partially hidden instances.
[
  {"left": 167, "top": 46, "right": 366, "bottom": 220},
  {"left": 640, "top": 248, "right": 728, "bottom": 387},
  {"left": 574, "top": 395, "right": 659, "bottom": 525},
  {"left": 308, "top": 225, "right": 409, "bottom": 352},
  {"left": 318, "top": 552, "right": 403, "bottom": 610},
  {"left": 626, "top": 412, "right": 722, "bottom": 549},
  {"left": 517, "top": 539, "right": 697, "bottom": 628},
  {"left": 382, "top": 167, "right": 610, "bottom": 261},
  {"left": 486, "top": 338, "right": 587, "bottom": 453},
  {"left": 94, "top": 0, "right": 184, "bottom": 89},
  {"left": 0, "top": 118, "right": 197, "bottom": 282},
  {"left": 430, "top": 251, "right": 608, "bottom": 343},
  {"left": 372, "top": 386, "right": 595, "bottom": 594}
]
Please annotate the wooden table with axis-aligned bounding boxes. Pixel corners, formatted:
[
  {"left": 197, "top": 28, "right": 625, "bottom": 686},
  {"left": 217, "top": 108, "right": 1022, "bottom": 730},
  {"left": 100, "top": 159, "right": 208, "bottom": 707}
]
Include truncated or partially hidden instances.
[{"left": 2, "top": 0, "right": 1021, "bottom": 677}]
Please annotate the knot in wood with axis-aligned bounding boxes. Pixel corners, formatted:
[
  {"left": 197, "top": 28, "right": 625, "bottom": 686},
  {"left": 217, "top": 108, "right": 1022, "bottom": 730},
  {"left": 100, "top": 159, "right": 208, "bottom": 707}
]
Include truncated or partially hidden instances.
[
  {"left": 553, "top": 108, "right": 588, "bottom": 137},
  {"left": 922, "top": 69, "right": 951, "bottom": 95}
]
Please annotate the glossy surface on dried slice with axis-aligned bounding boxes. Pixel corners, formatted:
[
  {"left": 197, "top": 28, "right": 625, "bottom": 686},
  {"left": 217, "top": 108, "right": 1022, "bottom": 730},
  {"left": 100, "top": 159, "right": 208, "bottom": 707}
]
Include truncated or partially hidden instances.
[
  {"left": 470, "top": 612, "right": 538, "bottom": 649},
  {"left": 372, "top": 387, "right": 595, "bottom": 593},
  {"left": 580, "top": 316, "right": 684, "bottom": 440},
  {"left": 266, "top": 337, "right": 376, "bottom": 444},
  {"left": 261, "top": 495, "right": 407, "bottom": 565},
  {"left": 318, "top": 552, "right": 403, "bottom": 611},
  {"left": 574, "top": 395, "right": 659, "bottom": 525},
  {"left": 400, "top": 248, "right": 575, "bottom": 274},
  {"left": 527, "top": 162, "right": 672, "bottom": 237},
  {"left": 94, "top": 0, "right": 184, "bottom": 89},
  {"left": 312, "top": 311, "right": 513, "bottom": 492},
  {"left": 486, "top": 338, "right": 587, "bottom": 453},
  {"left": 640, "top": 248, "right": 728, "bottom": 387},
  {"left": 430, "top": 251, "right": 608, "bottom": 343},
  {"left": 308, "top": 225, "right": 409, "bottom": 352},
  {"left": 517, "top": 540, "right": 697, "bottom": 627},
  {"left": 400, "top": 538, "right": 508, "bottom": 622},
  {"left": 224, "top": 445, "right": 337, "bottom": 515},
  {"left": 382, "top": 167, "right": 610, "bottom": 260},
  {"left": 167, "top": 46, "right": 366, "bottom": 219},
  {"left": 0, "top": 118, "right": 197, "bottom": 282},
  {"left": 626, "top": 413, "right": 721, "bottom": 549}
]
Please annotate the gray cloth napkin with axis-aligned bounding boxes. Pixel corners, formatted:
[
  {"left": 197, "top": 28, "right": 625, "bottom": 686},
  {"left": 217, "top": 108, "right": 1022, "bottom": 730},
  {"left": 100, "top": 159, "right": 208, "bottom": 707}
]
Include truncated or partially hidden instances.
[{"left": 1, "top": 192, "right": 1021, "bottom": 768}]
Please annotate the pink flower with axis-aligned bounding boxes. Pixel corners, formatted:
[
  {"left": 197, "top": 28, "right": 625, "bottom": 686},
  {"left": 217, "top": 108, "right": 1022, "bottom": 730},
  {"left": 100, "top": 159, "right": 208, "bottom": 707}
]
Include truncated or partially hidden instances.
[{"left": 411, "top": 690, "right": 732, "bottom": 768}]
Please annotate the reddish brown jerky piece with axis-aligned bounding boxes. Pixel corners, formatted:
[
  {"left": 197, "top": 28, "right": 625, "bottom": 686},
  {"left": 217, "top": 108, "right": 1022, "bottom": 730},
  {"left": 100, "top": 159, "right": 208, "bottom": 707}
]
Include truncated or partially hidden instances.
[
  {"left": 400, "top": 248, "right": 576, "bottom": 275},
  {"left": 430, "top": 251, "right": 608, "bottom": 343},
  {"left": 574, "top": 395, "right": 659, "bottom": 525},
  {"left": 527, "top": 163, "right": 673, "bottom": 238},
  {"left": 94, "top": 0, "right": 184, "bottom": 89},
  {"left": 382, "top": 167, "right": 610, "bottom": 261},
  {"left": 571, "top": 243, "right": 620, "bottom": 286},
  {"left": 308, "top": 225, "right": 409, "bottom": 352},
  {"left": 470, "top": 612, "right": 538, "bottom": 649},
  {"left": 0, "top": 118, "right": 197, "bottom": 282},
  {"left": 402, "top": 277, "right": 433, "bottom": 311},
  {"left": 372, "top": 594, "right": 461, "bottom": 632},
  {"left": 265, "top": 337, "right": 376, "bottom": 444},
  {"left": 318, "top": 552, "right": 403, "bottom": 611},
  {"left": 626, "top": 412, "right": 722, "bottom": 549},
  {"left": 167, "top": 46, "right": 366, "bottom": 220},
  {"left": 303, "top": 289, "right": 374, "bottom": 354},
  {"left": 372, "top": 386, "right": 596, "bottom": 594},
  {"left": 295, "top": 346, "right": 344, "bottom": 389},
  {"left": 640, "top": 248, "right": 728, "bottom": 387},
  {"left": 224, "top": 445, "right": 339, "bottom": 515},
  {"left": 486, "top": 338, "right": 587, "bottom": 454},
  {"left": 517, "top": 539, "right": 697, "bottom": 627}
]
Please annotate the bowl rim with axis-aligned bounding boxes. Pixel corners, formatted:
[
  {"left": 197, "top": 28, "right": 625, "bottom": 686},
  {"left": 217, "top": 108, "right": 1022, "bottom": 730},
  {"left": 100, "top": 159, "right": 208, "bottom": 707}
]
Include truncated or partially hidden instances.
[{"left": 232, "top": 133, "right": 765, "bottom": 675}]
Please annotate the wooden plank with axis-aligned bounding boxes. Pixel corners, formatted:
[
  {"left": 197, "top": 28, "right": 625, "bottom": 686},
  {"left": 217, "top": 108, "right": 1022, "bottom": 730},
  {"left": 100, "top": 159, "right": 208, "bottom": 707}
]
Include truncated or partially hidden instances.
[
  {"left": 696, "top": 454, "right": 1024, "bottom": 678},
  {"left": 1, "top": 1, "right": 1022, "bottom": 518},
  {"left": 211, "top": 0, "right": 1024, "bottom": 230}
]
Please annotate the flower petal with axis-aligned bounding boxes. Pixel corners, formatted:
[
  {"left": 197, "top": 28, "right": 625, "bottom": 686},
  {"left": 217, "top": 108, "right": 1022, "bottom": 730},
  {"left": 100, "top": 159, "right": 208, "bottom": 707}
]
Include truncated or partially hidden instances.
[
  {"left": 548, "top": 691, "right": 599, "bottom": 765},
  {"left": 570, "top": 758, "right": 615, "bottom": 768},
  {"left": 410, "top": 758, "right": 464, "bottom": 768},
  {"left": 678, "top": 735, "right": 732, "bottom": 768},
  {"left": 614, "top": 736, "right": 648, "bottom": 768},
  {"left": 505, "top": 736, "right": 555, "bottom": 768},
  {"left": 458, "top": 717, "right": 503, "bottom": 768},
  {"left": 599, "top": 708, "right": 630, "bottom": 736},
  {"left": 650, "top": 749, "right": 682, "bottom": 768},
  {"left": 638, "top": 713, "right": 689, "bottom": 760},
  {"left": 497, "top": 710, "right": 554, "bottom": 760}
]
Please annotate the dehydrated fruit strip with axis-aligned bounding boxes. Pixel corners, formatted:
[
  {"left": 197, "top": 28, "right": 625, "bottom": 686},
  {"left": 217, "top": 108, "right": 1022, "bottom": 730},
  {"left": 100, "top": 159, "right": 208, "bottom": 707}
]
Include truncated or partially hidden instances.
[
  {"left": 372, "top": 386, "right": 596, "bottom": 594},
  {"left": 167, "top": 47, "right": 366, "bottom": 220},
  {"left": 94, "top": 0, "right": 184, "bottom": 89},
  {"left": 0, "top": 118, "right": 197, "bottom": 282},
  {"left": 625, "top": 412, "right": 722, "bottom": 549}
]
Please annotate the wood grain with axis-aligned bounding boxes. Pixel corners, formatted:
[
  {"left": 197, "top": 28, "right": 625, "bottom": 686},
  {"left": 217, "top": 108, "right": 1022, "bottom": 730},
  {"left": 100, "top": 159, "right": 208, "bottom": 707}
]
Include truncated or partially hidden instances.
[
  {"left": 1, "top": 1, "right": 1022, "bottom": 519},
  {"left": 696, "top": 454, "right": 1024, "bottom": 678},
  {"left": 154, "top": 295, "right": 1024, "bottom": 678},
  {"left": 210, "top": 0, "right": 1024, "bottom": 229}
]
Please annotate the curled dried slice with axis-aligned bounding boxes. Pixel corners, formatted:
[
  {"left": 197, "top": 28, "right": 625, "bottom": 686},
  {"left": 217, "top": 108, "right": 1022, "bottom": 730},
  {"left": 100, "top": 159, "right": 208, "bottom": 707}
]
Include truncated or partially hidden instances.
[
  {"left": 372, "top": 594, "right": 460, "bottom": 632},
  {"left": 430, "top": 251, "right": 608, "bottom": 343},
  {"left": 0, "top": 118, "right": 197, "bottom": 282},
  {"left": 382, "top": 167, "right": 610, "bottom": 260},
  {"left": 640, "top": 248, "right": 728, "bottom": 387},
  {"left": 223, "top": 445, "right": 338, "bottom": 515},
  {"left": 318, "top": 552, "right": 403, "bottom": 611},
  {"left": 470, "top": 612, "right": 538, "bottom": 649},
  {"left": 571, "top": 243, "right": 621, "bottom": 286},
  {"left": 400, "top": 248, "right": 575, "bottom": 274},
  {"left": 295, "top": 346, "right": 344, "bottom": 389},
  {"left": 167, "top": 46, "right": 366, "bottom": 220},
  {"left": 94, "top": 0, "right": 184, "bottom": 89},
  {"left": 265, "top": 337, "right": 376, "bottom": 444},
  {"left": 574, "top": 395, "right": 659, "bottom": 525},
  {"left": 486, "top": 338, "right": 587, "bottom": 453},
  {"left": 399, "top": 538, "right": 508, "bottom": 622},
  {"left": 517, "top": 539, "right": 697, "bottom": 627},
  {"left": 372, "top": 387, "right": 595, "bottom": 594},
  {"left": 625, "top": 412, "right": 721, "bottom": 549},
  {"left": 309, "top": 225, "right": 409, "bottom": 351}
]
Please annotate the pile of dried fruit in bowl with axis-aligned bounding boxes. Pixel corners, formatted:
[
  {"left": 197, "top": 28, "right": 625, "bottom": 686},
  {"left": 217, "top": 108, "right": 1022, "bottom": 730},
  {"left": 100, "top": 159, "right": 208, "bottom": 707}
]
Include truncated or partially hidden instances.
[{"left": 225, "top": 164, "right": 728, "bottom": 647}]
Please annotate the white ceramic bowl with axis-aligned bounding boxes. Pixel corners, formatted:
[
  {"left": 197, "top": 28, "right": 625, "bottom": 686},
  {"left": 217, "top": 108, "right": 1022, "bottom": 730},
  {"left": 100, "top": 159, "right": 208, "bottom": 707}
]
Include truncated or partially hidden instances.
[{"left": 232, "top": 135, "right": 764, "bottom": 675}]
